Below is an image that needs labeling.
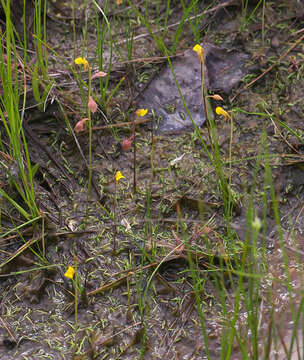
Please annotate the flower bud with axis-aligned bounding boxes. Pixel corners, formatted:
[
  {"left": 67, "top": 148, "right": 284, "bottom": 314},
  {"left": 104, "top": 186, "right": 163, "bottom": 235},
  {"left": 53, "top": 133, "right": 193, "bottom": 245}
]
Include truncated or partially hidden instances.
[
  {"left": 88, "top": 96, "right": 98, "bottom": 113},
  {"left": 74, "top": 118, "right": 89, "bottom": 133},
  {"left": 122, "top": 135, "right": 134, "bottom": 152}
]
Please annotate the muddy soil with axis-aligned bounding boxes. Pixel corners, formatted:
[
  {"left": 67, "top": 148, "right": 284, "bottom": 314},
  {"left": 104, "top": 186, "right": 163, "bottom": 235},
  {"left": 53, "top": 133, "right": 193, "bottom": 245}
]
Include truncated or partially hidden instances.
[{"left": 1, "top": 0, "right": 304, "bottom": 359}]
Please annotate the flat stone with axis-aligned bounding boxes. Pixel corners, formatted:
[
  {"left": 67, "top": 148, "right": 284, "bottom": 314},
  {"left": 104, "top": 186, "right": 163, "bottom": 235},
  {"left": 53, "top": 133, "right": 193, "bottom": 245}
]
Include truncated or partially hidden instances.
[
  {"left": 204, "top": 43, "right": 251, "bottom": 94},
  {"left": 138, "top": 49, "right": 204, "bottom": 134}
]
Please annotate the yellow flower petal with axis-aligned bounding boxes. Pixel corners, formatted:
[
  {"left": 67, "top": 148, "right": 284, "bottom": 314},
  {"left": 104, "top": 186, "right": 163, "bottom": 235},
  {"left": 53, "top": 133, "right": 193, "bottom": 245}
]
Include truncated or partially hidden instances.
[
  {"left": 215, "top": 106, "right": 230, "bottom": 120},
  {"left": 64, "top": 266, "right": 75, "bottom": 279},
  {"left": 193, "top": 44, "right": 204, "bottom": 57},
  {"left": 135, "top": 108, "right": 148, "bottom": 117},
  {"left": 115, "top": 171, "right": 125, "bottom": 182},
  {"left": 74, "top": 57, "right": 89, "bottom": 71}
]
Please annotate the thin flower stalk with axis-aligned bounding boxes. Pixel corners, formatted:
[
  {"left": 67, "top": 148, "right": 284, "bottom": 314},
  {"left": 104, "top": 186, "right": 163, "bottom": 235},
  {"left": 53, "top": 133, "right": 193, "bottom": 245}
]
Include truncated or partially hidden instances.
[
  {"left": 133, "top": 109, "right": 148, "bottom": 193},
  {"left": 64, "top": 262, "right": 78, "bottom": 353},
  {"left": 215, "top": 106, "right": 233, "bottom": 189},
  {"left": 74, "top": 56, "right": 101, "bottom": 220},
  {"left": 73, "top": 257, "right": 79, "bottom": 355},
  {"left": 86, "top": 65, "right": 93, "bottom": 219},
  {"left": 193, "top": 44, "right": 213, "bottom": 149},
  {"left": 113, "top": 171, "right": 125, "bottom": 250}
]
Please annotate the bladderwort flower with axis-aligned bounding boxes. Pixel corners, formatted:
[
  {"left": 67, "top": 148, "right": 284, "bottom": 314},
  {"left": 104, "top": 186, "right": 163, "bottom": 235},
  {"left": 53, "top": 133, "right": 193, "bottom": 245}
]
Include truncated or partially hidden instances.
[
  {"left": 193, "top": 44, "right": 204, "bottom": 63},
  {"left": 216, "top": 106, "right": 231, "bottom": 121},
  {"left": 64, "top": 266, "right": 75, "bottom": 279},
  {"left": 135, "top": 108, "right": 148, "bottom": 117},
  {"left": 74, "top": 57, "right": 89, "bottom": 71},
  {"left": 115, "top": 171, "right": 125, "bottom": 182}
]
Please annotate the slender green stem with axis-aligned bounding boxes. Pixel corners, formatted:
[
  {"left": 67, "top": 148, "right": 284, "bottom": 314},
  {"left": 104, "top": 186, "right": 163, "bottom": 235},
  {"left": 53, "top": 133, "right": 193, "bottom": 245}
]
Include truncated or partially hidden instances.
[
  {"left": 86, "top": 66, "right": 93, "bottom": 220},
  {"left": 113, "top": 180, "right": 117, "bottom": 251},
  {"left": 200, "top": 49, "right": 213, "bottom": 152},
  {"left": 133, "top": 115, "right": 138, "bottom": 194},
  {"left": 73, "top": 259, "right": 78, "bottom": 355}
]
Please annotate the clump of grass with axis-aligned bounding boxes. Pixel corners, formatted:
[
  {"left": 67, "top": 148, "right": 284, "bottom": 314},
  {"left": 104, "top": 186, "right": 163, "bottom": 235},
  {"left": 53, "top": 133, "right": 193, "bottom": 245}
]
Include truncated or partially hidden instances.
[{"left": 0, "top": 0, "right": 40, "bottom": 222}]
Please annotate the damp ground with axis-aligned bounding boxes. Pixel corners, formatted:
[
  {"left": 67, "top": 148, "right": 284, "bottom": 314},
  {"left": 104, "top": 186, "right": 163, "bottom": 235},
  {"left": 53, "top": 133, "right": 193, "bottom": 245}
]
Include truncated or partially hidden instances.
[{"left": 1, "top": 1, "right": 304, "bottom": 359}]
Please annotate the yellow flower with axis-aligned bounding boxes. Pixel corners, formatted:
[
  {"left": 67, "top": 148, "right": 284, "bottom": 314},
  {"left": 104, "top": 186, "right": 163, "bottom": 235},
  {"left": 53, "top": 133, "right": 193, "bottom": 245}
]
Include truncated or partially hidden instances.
[
  {"left": 193, "top": 44, "right": 203, "bottom": 55},
  {"left": 215, "top": 106, "right": 230, "bottom": 120},
  {"left": 135, "top": 108, "right": 148, "bottom": 117},
  {"left": 64, "top": 266, "right": 75, "bottom": 279},
  {"left": 193, "top": 44, "right": 204, "bottom": 63},
  {"left": 115, "top": 171, "right": 125, "bottom": 182},
  {"left": 74, "top": 57, "right": 89, "bottom": 71}
]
